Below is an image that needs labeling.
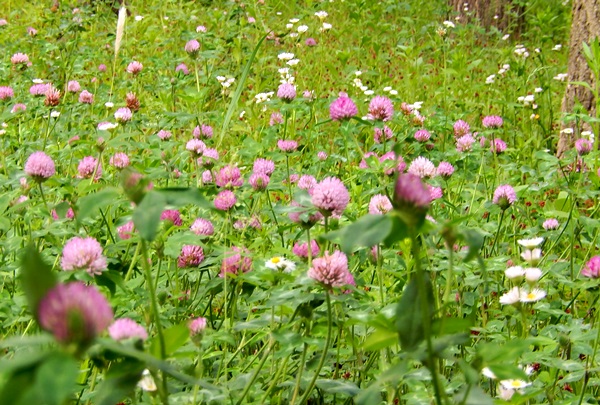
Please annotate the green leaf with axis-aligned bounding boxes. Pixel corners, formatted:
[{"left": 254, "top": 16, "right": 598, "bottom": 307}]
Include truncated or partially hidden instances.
[
  {"left": 76, "top": 187, "right": 121, "bottom": 223},
  {"left": 453, "top": 385, "right": 494, "bottom": 405},
  {"left": 20, "top": 244, "right": 57, "bottom": 320},
  {"left": 458, "top": 228, "right": 483, "bottom": 262},
  {"left": 395, "top": 272, "right": 435, "bottom": 351},
  {"left": 383, "top": 213, "right": 409, "bottom": 246},
  {"left": 218, "top": 32, "right": 269, "bottom": 146},
  {"left": 362, "top": 328, "right": 398, "bottom": 351},
  {"left": 133, "top": 191, "right": 167, "bottom": 241},
  {"left": 150, "top": 323, "right": 189, "bottom": 357},
  {"left": 33, "top": 352, "right": 79, "bottom": 405},
  {"left": 322, "top": 214, "right": 392, "bottom": 254},
  {"left": 156, "top": 187, "right": 211, "bottom": 209},
  {"left": 315, "top": 379, "right": 360, "bottom": 396},
  {"left": 92, "top": 358, "right": 145, "bottom": 405}
]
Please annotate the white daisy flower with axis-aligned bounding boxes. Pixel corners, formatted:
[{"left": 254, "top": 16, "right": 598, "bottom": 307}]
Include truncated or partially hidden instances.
[
  {"left": 265, "top": 257, "right": 296, "bottom": 273},
  {"left": 520, "top": 288, "right": 546, "bottom": 303},
  {"left": 499, "top": 286, "right": 522, "bottom": 305}
]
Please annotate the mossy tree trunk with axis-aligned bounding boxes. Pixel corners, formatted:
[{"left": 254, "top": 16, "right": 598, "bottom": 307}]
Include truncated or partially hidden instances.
[{"left": 557, "top": 0, "right": 600, "bottom": 157}]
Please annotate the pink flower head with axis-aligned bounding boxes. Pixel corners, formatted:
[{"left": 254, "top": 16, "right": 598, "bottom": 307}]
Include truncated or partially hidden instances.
[
  {"left": 160, "top": 209, "right": 183, "bottom": 226},
  {"left": 329, "top": 92, "right": 358, "bottom": 121},
  {"left": 117, "top": 221, "right": 135, "bottom": 239},
  {"left": 369, "top": 194, "right": 393, "bottom": 215},
  {"left": 482, "top": 115, "right": 503, "bottom": 128},
  {"left": 114, "top": 107, "right": 133, "bottom": 123},
  {"left": 247, "top": 16, "right": 256, "bottom": 23},
  {"left": 250, "top": 173, "right": 270, "bottom": 191},
  {"left": 202, "top": 170, "right": 213, "bottom": 184},
  {"left": 11, "top": 103, "right": 26, "bottom": 113},
  {"left": 428, "top": 185, "right": 443, "bottom": 200},
  {"left": 67, "top": 80, "right": 81, "bottom": 93},
  {"left": 38, "top": 282, "right": 113, "bottom": 345},
  {"left": 374, "top": 125, "right": 394, "bottom": 143},
  {"left": 305, "top": 37, "right": 317, "bottom": 46},
  {"left": 190, "top": 218, "right": 214, "bottom": 236},
  {"left": 542, "top": 218, "right": 559, "bottom": 230},
  {"left": 311, "top": 177, "right": 350, "bottom": 216},
  {"left": 220, "top": 246, "right": 252, "bottom": 277},
  {"left": 186, "top": 139, "right": 206, "bottom": 156},
  {"left": 11, "top": 52, "right": 29, "bottom": 66},
  {"left": 453, "top": 119, "right": 470, "bottom": 137},
  {"left": 196, "top": 25, "right": 207, "bottom": 33},
  {"left": 61, "top": 236, "right": 107, "bottom": 276},
  {"left": 214, "top": 190, "right": 236, "bottom": 210},
  {"left": 200, "top": 124, "right": 213, "bottom": 138},
  {"left": 109, "top": 152, "right": 130, "bottom": 169},
  {"left": 318, "top": 151, "right": 328, "bottom": 160},
  {"left": 293, "top": 240, "right": 320, "bottom": 259},
  {"left": 380, "top": 151, "right": 406, "bottom": 175},
  {"left": 581, "top": 256, "right": 600, "bottom": 278},
  {"left": 178, "top": 245, "right": 205, "bottom": 268},
  {"left": 185, "top": 39, "right": 200, "bottom": 55},
  {"left": 289, "top": 201, "right": 323, "bottom": 226},
  {"left": 393, "top": 173, "right": 431, "bottom": 212},
  {"left": 0, "top": 86, "right": 14, "bottom": 100},
  {"left": 493, "top": 184, "right": 517, "bottom": 210},
  {"left": 253, "top": 158, "right": 275, "bottom": 176},
  {"left": 278, "top": 139, "right": 298, "bottom": 152},
  {"left": 78, "top": 156, "right": 102, "bottom": 180},
  {"left": 157, "top": 130, "right": 172, "bottom": 140},
  {"left": 30, "top": 83, "right": 51, "bottom": 96},
  {"left": 44, "top": 87, "right": 61, "bottom": 107},
  {"left": 414, "top": 129, "right": 431, "bottom": 142},
  {"left": 216, "top": 165, "right": 243, "bottom": 188},
  {"left": 27, "top": 27, "right": 37, "bottom": 36},
  {"left": 491, "top": 138, "right": 507, "bottom": 154},
  {"left": 126, "top": 61, "right": 143, "bottom": 75},
  {"left": 298, "top": 175, "right": 317, "bottom": 194},
  {"left": 52, "top": 206, "right": 75, "bottom": 221},
  {"left": 98, "top": 64, "right": 107, "bottom": 72},
  {"left": 307, "top": 250, "right": 351, "bottom": 288},
  {"left": 408, "top": 156, "right": 436, "bottom": 178},
  {"left": 368, "top": 96, "right": 394, "bottom": 121},
  {"left": 175, "top": 63, "right": 189, "bottom": 75},
  {"left": 78, "top": 90, "right": 94, "bottom": 104},
  {"left": 436, "top": 161, "right": 455, "bottom": 178},
  {"left": 199, "top": 148, "right": 219, "bottom": 168},
  {"left": 456, "top": 134, "right": 476, "bottom": 152},
  {"left": 25, "top": 151, "right": 55, "bottom": 181},
  {"left": 270, "top": 112, "right": 284, "bottom": 126},
  {"left": 277, "top": 83, "right": 296, "bottom": 102},
  {"left": 576, "top": 138, "right": 593, "bottom": 156},
  {"left": 189, "top": 317, "right": 208, "bottom": 335},
  {"left": 108, "top": 318, "right": 148, "bottom": 341}
]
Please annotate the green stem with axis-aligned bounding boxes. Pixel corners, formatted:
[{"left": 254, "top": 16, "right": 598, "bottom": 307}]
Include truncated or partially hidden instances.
[
  {"left": 489, "top": 209, "right": 506, "bottom": 256},
  {"left": 235, "top": 338, "right": 274, "bottom": 405}
]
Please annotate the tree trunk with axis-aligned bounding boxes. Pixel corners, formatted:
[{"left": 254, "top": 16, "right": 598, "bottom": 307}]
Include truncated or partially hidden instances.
[
  {"left": 449, "top": 0, "right": 524, "bottom": 35},
  {"left": 557, "top": 0, "right": 600, "bottom": 157}
]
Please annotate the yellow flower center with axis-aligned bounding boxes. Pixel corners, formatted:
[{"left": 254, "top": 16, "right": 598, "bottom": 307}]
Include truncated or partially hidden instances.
[
  {"left": 511, "top": 381, "right": 522, "bottom": 388},
  {"left": 272, "top": 257, "right": 281, "bottom": 264},
  {"left": 527, "top": 293, "right": 535, "bottom": 300}
]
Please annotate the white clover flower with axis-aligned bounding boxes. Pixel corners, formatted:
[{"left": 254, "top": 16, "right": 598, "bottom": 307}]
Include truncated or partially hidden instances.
[
  {"left": 50, "top": 111, "right": 60, "bottom": 118},
  {"left": 354, "top": 70, "right": 362, "bottom": 76},
  {"left": 560, "top": 128, "right": 573, "bottom": 134},
  {"left": 265, "top": 257, "right": 296, "bottom": 273},
  {"left": 503, "top": 64, "right": 510, "bottom": 70},
  {"left": 285, "top": 23, "right": 294, "bottom": 30},
  {"left": 297, "top": 25, "right": 308, "bottom": 33},
  {"left": 278, "top": 52, "right": 295, "bottom": 60},
  {"left": 409, "top": 101, "right": 423, "bottom": 110},
  {"left": 517, "top": 237, "right": 544, "bottom": 248},
  {"left": 499, "top": 286, "right": 522, "bottom": 305},
  {"left": 359, "top": 85, "right": 368, "bottom": 92},
  {"left": 216, "top": 75, "right": 226, "bottom": 82}
]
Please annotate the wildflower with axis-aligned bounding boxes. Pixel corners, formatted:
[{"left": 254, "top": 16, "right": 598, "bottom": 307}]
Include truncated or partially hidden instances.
[
  {"left": 308, "top": 251, "right": 351, "bottom": 288},
  {"left": 505, "top": 266, "right": 525, "bottom": 280},
  {"left": 11, "top": 103, "right": 26, "bottom": 113},
  {"left": 108, "top": 318, "right": 148, "bottom": 341},
  {"left": 499, "top": 286, "right": 522, "bottom": 305},
  {"left": 125, "top": 92, "right": 140, "bottom": 111},
  {"left": 126, "top": 61, "right": 143, "bottom": 75},
  {"left": 30, "top": 83, "right": 51, "bottom": 96},
  {"left": 317, "top": 151, "right": 328, "bottom": 160},
  {"left": 305, "top": 37, "right": 317, "bottom": 46},
  {"left": 500, "top": 379, "right": 531, "bottom": 391},
  {"left": 44, "top": 87, "right": 61, "bottom": 107},
  {"left": 114, "top": 107, "right": 132, "bottom": 123},
  {"left": 270, "top": 112, "right": 284, "bottom": 126},
  {"left": 25, "top": 151, "right": 55, "bottom": 181},
  {"left": 392, "top": 173, "right": 431, "bottom": 213},
  {"left": 175, "top": 63, "right": 189, "bottom": 75},
  {"left": 491, "top": 138, "right": 507, "bottom": 154},
  {"left": 289, "top": 201, "right": 323, "bottom": 226},
  {"left": 110, "top": 152, "right": 130, "bottom": 169},
  {"left": 185, "top": 39, "right": 200, "bottom": 56},
  {"left": 482, "top": 115, "right": 503, "bottom": 128},
  {"left": 329, "top": 92, "right": 358, "bottom": 121},
  {"left": 52, "top": 206, "right": 75, "bottom": 221},
  {"left": 314, "top": 11, "right": 328, "bottom": 19},
  {"left": 367, "top": 96, "right": 394, "bottom": 121},
  {"left": 11, "top": 52, "right": 29, "bottom": 66},
  {"left": 277, "top": 83, "right": 296, "bottom": 102},
  {"left": 77, "top": 156, "right": 101, "bottom": 180},
  {"left": 374, "top": 126, "right": 394, "bottom": 143},
  {"left": 524, "top": 267, "right": 543, "bottom": 284},
  {"left": 78, "top": 90, "right": 94, "bottom": 104},
  {"left": 196, "top": 25, "right": 207, "bottom": 33},
  {"left": 581, "top": 256, "right": 600, "bottom": 278},
  {"left": 311, "top": 177, "right": 350, "bottom": 217},
  {"left": 575, "top": 138, "right": 593, "bottom": 155},
  {"left": 407, "top": 156, "right": 436, "bottom": 178},
  {"left": 160, "top": 209, "right": 182, "bottom": 226},
  {"left": 436, "top": 162, "right": 454, "bottom": 178},
  {"left": 443, "top": 20, "right": 455, "bottom": 28},
  {"left": 428, "top": 185, "right": 443, "bottom": 200},
  {"left": 493, "top": 185, "right": 516, "bottom": 210},
  {"left": 519, "top": 288, "right": 546, "bottom": 303},
  {"left": 293, "top": 240, "right": 320, "bottom": 259},
  {"left": 517, "top": 237, "right": 544, "bottom": 249},
  {"left": 117, "top": 221, "right": 135, "bottom": 239},
  {"left": 456, "top": 134, "right": 476, "bottom": 152},
  {"left": 177, "top": 245, "right": 205, "bottom": 268},
  {"left": 98, "top": 122, "right": 118, "bottom": 131},
  {"left": 0, "top": 86, "right": 14, "bottom": 100},
  {"left": 414, "top": 129, "right": 431, "bottom": 142},
  {"left": 189, "top": 317, "right": 207, "bottom": 335},
  {"left": 215, "top": 165, "right": 243, "bottom": 188},
  {"left": 542, "top": 218, "right": 559, "bottom": 230},
  {"left": 253, "top": 158, "right": 275, "bottom": 176},
  {"left": 369, "top": 194, "right": 392, "bottom": 215},
  {"left": 214, "top": 190, "right": 236, "bottom": 210},
  {"left": 278, "top": 139, "right": 298, "bottom": 152},
  {"left": 186, "top": 139, "right": 206, "bottom": 156},
  {"left": 98, "top": 64, "right": 107, "bottom": 72},
  {"left": 67, "top": 81, "right": 81, "bottom": 93},
  {"left": 220, "top": 246, "right": 252, "bottom": 277},
  {"left": 453, "top": 120, "right": 470, "bottom": 137},
  {"left": 190, "top": 218, "right": 214, "bottom": 236},
  {"left": 61, "top": 237, "right": 107, "bottom": 276},
  {"left": 250, "top": 173, "right": 270, "bottom": 191},
  {"left": 265, "top": 257, "right": 296, "bottom": 273},
  {"left": 138, "top": 370, "right": 157, "bottom": 391},
  {"left": 38, "top": 282, "right": 113, "bottom": 345},
  {"left": 200, "top": 124, "right": 213, "bottom": 138},
  {"left": 157, "top": 130, "right": 171, "bottom": 140},
  {"left": 521, "top": 249, "right": 541, "bottom": 266},
  {"left": 199, "top": 148, "right": 219, "bottom": 168}
]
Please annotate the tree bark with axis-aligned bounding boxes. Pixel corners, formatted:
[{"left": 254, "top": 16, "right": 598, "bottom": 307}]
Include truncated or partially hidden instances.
[
  {"left": 557, "top": 0, "right": 600, "bottom": 157},
  {"left": 449, "top": 0, "right": 524, "bottom": 35}
]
